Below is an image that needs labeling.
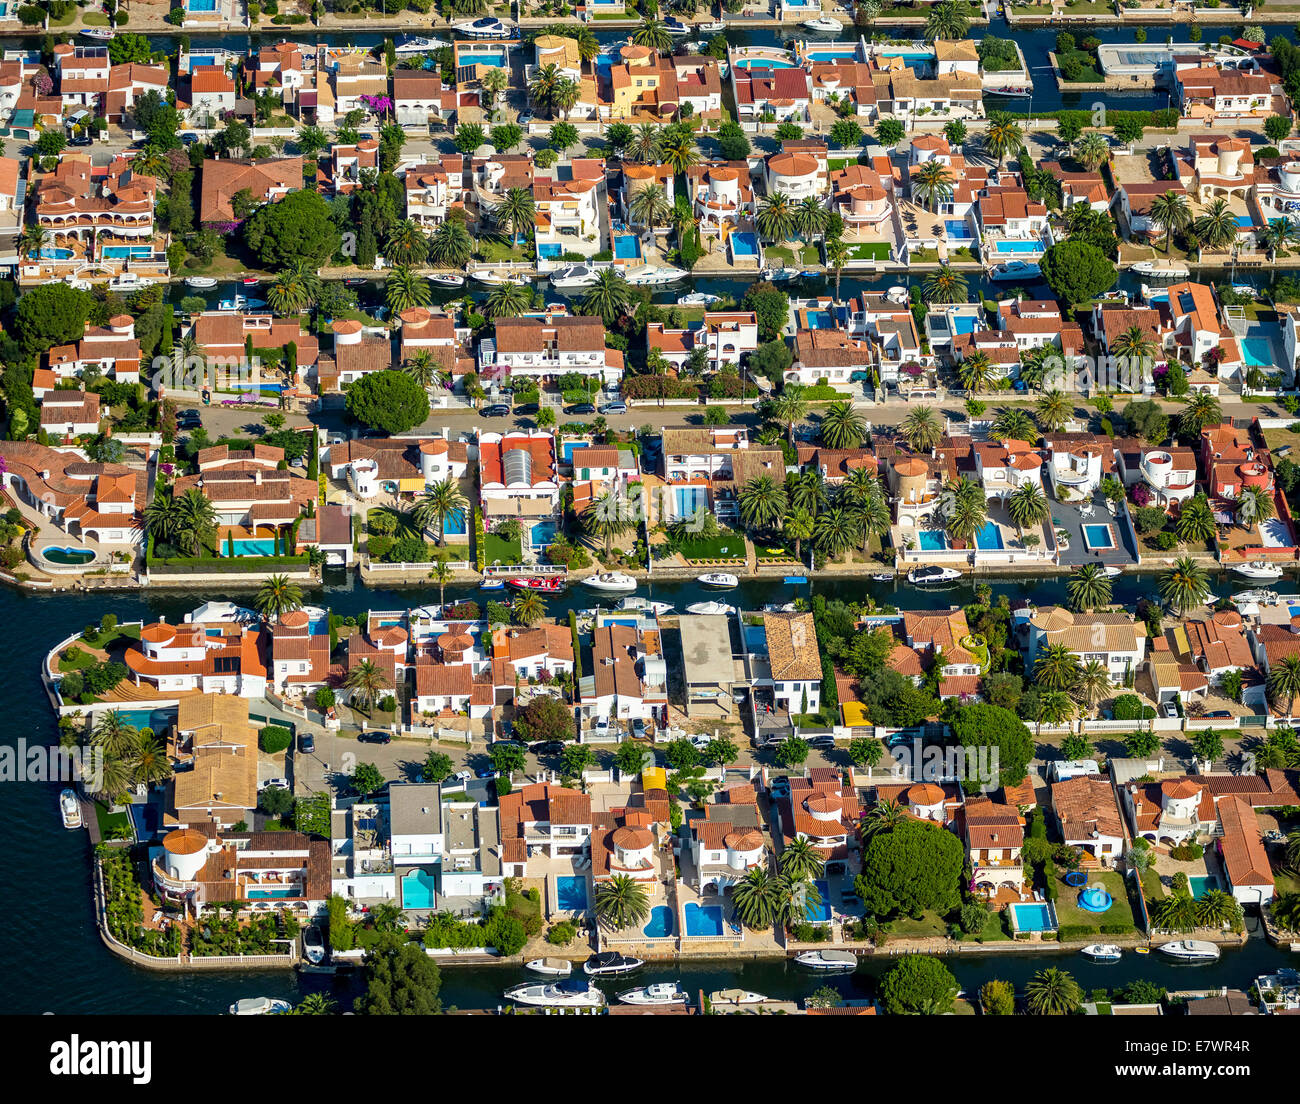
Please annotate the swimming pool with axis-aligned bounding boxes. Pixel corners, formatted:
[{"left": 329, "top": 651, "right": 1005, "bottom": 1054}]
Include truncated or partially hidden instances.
[
  {"left": 1242, "top": 337, "right": 1276, "bottom": 368},
  {"left": 102, "top": 246, "right": 155, "bottom": 260},
  {"left": 459, "top": 52, "right": 506, "bottom": 66},
  {"left": 1009, "top": 901, "right": 1055, "bottom": 932},
  {"left": 219, "top": 538, "right": 278, "bottom": 557},
  {"left": 880, "top": 49, "right": 935, "bottom": 61},
  {"left": 673, "top": 485, "right": 709, "bottom": 519},
  {"left": 683, "top": 902, "right": 724, "bottom": 936},
  {"left": 992, "top": 240, "right": 1042, "bottom": 254},
  {"left": 730, "top": 231, "right": 759, "bottom": 258},
  {"left": 805, "top": 879, "right": 832, "bottom": 923},
  {"left": 734, "top": 58, "right": 798, "bottom": 69},
  {"left": 556, "top": 875, "right": 588, "bottom": 911},
  {"left": 538, "top": 242, "right": 563, "bottom": 260},
  {"left": 916, "top": 530, "right": 947, "bottom": 551},
  {"left": 806, "top": 48, "right": 857, "bottom": 63},
  {"left": 806, "top": 310, "right": 833, "bottom": 329},
  {"left": 115, "top": 708, "right": 175, "bottom": 733},
  {"left": 1235, "top": 215, "right": 1255, "bottom": 228},
  {"left": 444, "top": 507, "right": 467, "bottom": 536},
  {"left": 187, "top": 0, "right": 218, "bottom": 10},
  {"left": 614, "top": 234, "right": 641, "bottom": 261},
  {"left": 1082, "top": 524, "right": 1115, "bottom": 551},
  {"left": 189, "top": 54, "right": 217, "bottom": 67},
  {"left": 402, "top": 869, "right": 436, "bottom": 909},
  {"left": 39, "top": 247, "right": 73, "bottom": 260},
  {"left": 530, "top": 520, "right": 557, "bottom": 548},
  {"left": 43, "top": 546, "right": 95, "bottom": 565},
  {"left": 247, "top": 887, "right": 297, "bottom": 899},
  {"left": 1188, "top": 874, "right": 1220, "bottom": 899},
  {"left": 974, "top": 521, "right": 1004, "bottom": 550},
  {"left": 945, "top": 219, "right": 973, "bottom": 241},
  {"left": 952, "top": 315, "right": 978, "bottom": 335},
  {"left": 643, "top": 905, "right": 674, "bottom": 938}
]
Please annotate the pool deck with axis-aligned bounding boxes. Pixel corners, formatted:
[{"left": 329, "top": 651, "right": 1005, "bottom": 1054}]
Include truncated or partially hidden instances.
[{"left": 1051, "top": 491, "right": 1140, "bottom": 569}]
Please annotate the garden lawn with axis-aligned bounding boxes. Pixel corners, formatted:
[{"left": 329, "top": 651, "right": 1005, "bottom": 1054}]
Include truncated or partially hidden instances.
[
  {"left": 887, "top": 911, "right": 948, "bottom": 938},
  {"left": 677, "top": 533, "right": 747, "bottom": 562},
  {"left": 94, "top": 802, "right": 131, "bottom": 838},
  {"left": 959, "top": 909, "right": 1011, "bottom": 942},
  {"left": 483, "top": 531, "right": 523, "bottom": 566},
  {"left": 849, "top": 242, "right": 891, "bottom": 261},
  {"left": 1052, "top": 869, "right": 1137, "bottom": 933}
]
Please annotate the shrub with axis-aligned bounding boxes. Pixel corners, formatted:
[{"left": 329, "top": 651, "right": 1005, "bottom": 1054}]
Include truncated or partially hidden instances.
[{"left": 259, "top": 725, "right": 293, "bottom": 754}]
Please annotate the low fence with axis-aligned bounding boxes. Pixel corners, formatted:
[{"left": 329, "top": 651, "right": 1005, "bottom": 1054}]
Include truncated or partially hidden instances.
[{"left": 365, "top": 559, "right": 472, "bottom": 572}]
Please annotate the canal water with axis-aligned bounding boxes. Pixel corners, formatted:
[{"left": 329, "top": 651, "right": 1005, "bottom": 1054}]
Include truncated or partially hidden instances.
[{"left": 3, "top": 574, "right": 1297, "bottom": 1013}]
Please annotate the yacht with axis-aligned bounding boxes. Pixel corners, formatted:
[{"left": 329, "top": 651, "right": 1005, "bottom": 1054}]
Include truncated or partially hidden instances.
[
  {"left": 185, "top": 276, "right": 218, "bottom": 290},
  {"left": 393, "top": 34, "right": 449, "bottom": 54},
  {"left": 802, "top": 16, "right": 844, "bottom": 31},
  {"left": 907, "top": 566, "right": 962, "bottom": 585},
  {"left": 301, "top": 925, "right": 325, "bottom": 965},
  {"left": 507, "top": 576, "right": 565, "bottom": 593},
  {"left": 760, "top": 266, "right": 802, "bottom": 282},
  {"left": 1080, "top": 943, "right": 1122, "bottom": 962},
  {"left": 59, "top": 789, "right": 81, "bottom": 830},
  {"left": 1233, "top": 559, "right": 1284, "bottom": 581},
  {"left": 506, "top": 979, "right": 606, "bottom": 1007},
  {"left": 685, "top": 601, "right": 735, "bottom": 616},
  {"left": 583, "top": 951, "right": 643, "bottom": 977},
  {"left": 1132, "top": 259, "right": 1191, "bottom": 279},
  {"left": 794, "top": 949, "right": 858, "bottom": 970},
  {"left": 80, "top": 28, "right": 115, "bottom": 40},
  {"left": 990, "top": 259, "right": 1041, "bottom": 281},
  {"left": 473, "top": 269, "right": 529, "bottom": 285},
  {"left": 229, "top": 997, "right": 292, "bottom": 1015},
  {"left": 626, "top": 265, "right": 689, "bottom": 285},
  {"left": 664, "top": 16, "right": 690, "bottom": 33},
  {"left": 1233, "top": 588, "right": 1278, "bottom": 606},
  {"left": 618, "top": 982, "right": 691, "bottom": 1006},
  {"left": 698, "top": 20, "right": 726, "bottom": 32},
  {"left": 549, "top": 264, "right": 601, "bottom": 289},
  {"left": 1157, "top": 940, "right": 1220, "bottom": 963},
  {"left": 616, "top": 596, "right": 674, "bottom": 616},
  {"left": 583, "top": 572, "right": 638, "bottom": 594},
  {"left": 218, "top": 294, "right": 268, "bottom": 312},
  {"left": 697, "top": 572, "right": 738, "bottom": 587},
  {"left": 524, "top": 957, "right": 573, "bottom": 977},
  {"left": 677, "top": 291, "right": 722, "bottom": 307},
  {"left": 453, "top": 16, "right": 511, "bottom": 37},
  {"left": 428, "top": 272, "right": 466, "bottom": 288},
  {"left": 709, "top": 988, "right": 769, "bottom": 1005}
]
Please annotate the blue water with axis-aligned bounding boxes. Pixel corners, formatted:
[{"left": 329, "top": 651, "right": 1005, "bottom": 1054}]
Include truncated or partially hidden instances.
[
  {"left": 459, "top": 52, "right": 505, "bottom": 65},
  {"left": 444, "top": 508, "right": 467, "bottom": 536},
  {"left": 614, "top": 235, "right": 641, "bottom": 261},
  {"left": 993, "top": 240, "right": 1041, "bottom": 254},
  {"left": 806, "top": 310, "right": 832, "bottom": 329},
  {"left": 187, "top": 0, "right": 217, "bottom": 9},
  {"left": 1189, "top": 874, "right": 1220, "bottom": 900},
  {"left": 529, "top": 520, "right": 557, "bottom": 548},
  {"left": 643, "top": 905, "right": 674, "bottom": 938},
  {"left": 402, "top": 869, "right": 436, "bottom": 909},
  {"left": 563, "top": 442, "right": 587, "bottom": 463},
  {"left": 674, "top": 486, "right": 708, "bottom": 518},
  {"left": 952, "top": 316, "right": 978, "bottom": 335},
  {"left": 219, "top": 538, "right": 278, "bottom": 557},
  {"left": 731, "top": 232, "right": 759, "bottom": 258},
  {"left": 945, "top": 219, "right": 973, "bottom": 241},
  {"left": 556, "top": 876, "right": 587, "bottom": 911},
  {"left": 247, "top": 887, "right": 296, "bottom": 899},
  {"left": 115, "top": 708, "right": 175, "bottom": 734},
  {"left": 880, "top": 49, "right": 934, "bottom": 60},
  {"left": 806, "top": 879, "right": 832, "bottom": 923},
  {"left": 1010, "top": 902, "right": 1053, "bottom": 932},
  {"left": 734, "top": 58, "right": 797, "bottom": 69},
  {"left": 1235, "top": 216, "right": 1254, "bottom": 228},
  {"left": 974, "top": 521, "right": 1004, "bottom": 550},
  {"left": 538, "top": 243, "right": 562, "bottom": 260},
  {"left": 308, "top": 618, "right": 328, "bottom": 635},
  {"left": 683, "top": 902, "right": 724, "bottom": 936},
  {"left": 102, "top": 246, "right": 154, "bottom": 260},
  {"left": 39, "top": 248, "right": 73, "bottom": 260},
  {"left": 1082, "top": 524, "right": 1114, "bottom": 550},
  {"left": 189, "top": 54, "right": 216, "bottom": 66},
  {"left": 1242, "top": 337, "right": 1275, "bottom": 368},
  {"left": 917, "top": 530, "right": 947, "bottom": 551},
  {"left": 806, "top": 48, "right": 858, "bottom": 62}
]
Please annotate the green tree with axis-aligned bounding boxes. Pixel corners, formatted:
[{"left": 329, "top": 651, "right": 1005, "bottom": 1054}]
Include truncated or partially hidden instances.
[
  {"left": 345, "top": 371, "right": 430, "bottom": 435},
  {"left": 1039, "top": 240, "right": 1117, "bottom": 305},
  {"left": 1024, "top": 967, "right": 1082, "bottom": 1015},
  {"left": 879, "top": 955, "right": 958, "bottom": 1015},
  {"left": 855, "top": 819, "right": 965, "bottom": 917},
  {"left": 593, "top": 873, "right": 650, "bottom": 930},
  {"left": 244, "top": 188, "right": 341, "bottom": 269},
  {"left": 356, "top": 940, "right": 442, "bottom": 1014}
]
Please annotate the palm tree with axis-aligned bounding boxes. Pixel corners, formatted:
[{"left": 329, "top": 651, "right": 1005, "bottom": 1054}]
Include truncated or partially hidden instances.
[
  {"left": 429, "top": 218, "right": 473, "bottom": 269},
  {"left": 786, "top": 469, "right": 827, "bottom": 517},
  {"left": 385, "top": 265, "right": 432, "bottom": 313},
  {"left": 1034, "top": 390, "right": 1072, "bottom": 433},
  {"left": 528, "top": 62, "right": 562, "bottom": 118},
  {"left": 92, "top": 710, "right": 140, "bottom": 760},
  {"left": 293, "top": 993, "right": 338, "bottom": 1015},
  {"left": 479, "top": 66, "right": 508, "bottom": 109},
  {"left": 899, "top": 405, "right": 943, "bottom": 452},
  {"left": 1066, "top": 563, "right": 1112, "bottom": 611},
  {"left": 513, "top": 590, "right": 546, "bottom": 627},
  {"left": 1024, "top": 967, "right": 1082, "bottom": 1015},
  {"left": 957, "top": 350, "right": 996, "bottom": 393},
  {"left": 429, "top": 560, "right": 452, "bottom": 607},
  {"left": 819, "top": 400, "right": 867, "bottom": 449},
  {"left": 255, "top": 574, "right": 305, "bottom": 618},
  {"left": 175, "top": 488, "right": 217, "bottom": 556},
  {"left": 793, "top": 196, "right": 830, "bottom": 242},
  {"left": 814, "top": 505, "right": 862, "bottom": 559},
  {"left": 659, "top": 129, "right": 698, "bottom": 175},
  {"left": 861, "top": 797, "right": 905, "bottom": 837},
  {"left": 1071, "top": 659, "right": 1111, "bottom": 717},
  {"left": 853, "top": 485, "right": 891, "bottom": 559},
  {"left": 783, "top": 507, "right": 814, "bottom": 563},
  {"left": 632, "top": 18, "right": 672, "bottom": 53},
  {"left": 990, "top": 408, "right": 1038, "bottom": 444},
  {"left": 924, "top": 0, "right": 970, "bottom": 40},
  {"left": 413, "top": 478, "right": 468, "bottom": 545},
  {"left": 1192, "top": 198, "right": 1238, "bottom": 254},
  {"left": 766, "top": 385, "right": 809, "bottom": 445},
  {"left": 1196, "top": 889, "right": 1238, "bottom": 930},
  {"left": 385, "top": 219, "right": 429, "bottom": 267},
  {"left": 402, "top": 350, "right": 444, "bottom": 391},
  {"left": 629, "top": 181, "right": 672, "bottom": 229},
  {"left": 738, "top": 474, "right": 788, "bottom": 533},
  {"left": 584, "top": 489, "right": 633, "bottom": 556},
  {"left": 1006, "top": 481, "right": 1049, "bottom": 536},
  {"left": 778, "top": 836, "right": 825, "bottom": 881},
  {"left": 1035, "top": 690, "right": 1075, "bottom": 737},
  {"left": 266, "top": 261, "right": 320, "bottom": 314},
  {"left": 1074, "top": 131, "right": 1109, "bottom": 172},
  {"left": 344, "top": 659, "right": 392, "bottom": 711},
  {"left": 144, "top": 489, "right": 183, "bottom": 546},
  {"left": 1148, "top": 189, "right": 1192, "bottom": 255},
  {"left": 493, "top": 187, "right": 536, "bottom": 246},
  {"left": 983, "top": 112, "right": 1023, "bottom": 169},
  {"left": 627, "top": 122, "right": 661, "bottom": 165},
  {"left": 1235, "top": 484, "right": 1275, "bottom": 530},
  {"left": 923, "top": 264, "right": 967, "bottom": 303},
  {"left": 19, "top": 223, "right": 51, "bottom": 260},
  {"left": 1110, "top": 324, "right": 1155, "bottom": 364},
  {"left": 593, "top": 873, "right": 650, "bottom": 930},
  {"left": 131, "top": 733, "right": 174, "bottom": 788},
  {"left": 940, "top": 476, "right": 988, "bottom": 547},
  {"left": 1034, "top": 643, "right": 1082, "bottom": 693},
  {"left": 825, "top": 236, "right": 850, "bottom": 301},
  {"left": 551, "top": 77, "right": 580, "bottom": 122},
  {"left": 578, "top": 268, "right": 634, "bottom": 327},
  {"left": 731, "top": 866, "right": 778, "bottom": 929},
  {"left": 1175, "top": 495, "right": 1216, "bottom": 544},
  {"left": 1179, "top": 392, "right": 1222, "bottom": 437},
  {"left": 484, "top": 280, "right": 533, "bottom": 320},
  {"left": 1159, "top": 555, "right": 1209, "bottom": 616},
  {"left": 1284, "top": 830, "right": 1300, "bottom": 872},
  {"left": 912, "top": 158, "right": 954, "bottom": 211},
  {"left": 773, "top": 874, "right": 824, "bottom": 929},
  {"left": 757, "top": 190, "right": 795, "bottom": 244}
]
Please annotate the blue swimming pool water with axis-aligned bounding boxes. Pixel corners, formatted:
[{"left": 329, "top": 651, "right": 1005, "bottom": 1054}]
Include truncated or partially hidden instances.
[
  {"left": 974, "top": 520, "right": 1004, "bottom": 550},
  {"left": 189, "top": 54, "right": 216, "bottom": 66},
  {"left": 805, "top": 879, "right": 832, "bottom": 923},
  {"left": 1082, "top": 524, "right": 1115, "bottom": 550},
  {"left": 1010, "top": 902, "right": 1054, "bottom": 932},
  {"left": 1188, "top": 874, "right": 1220, "bottom": 899},
  {"left": 39, "top": 247, "right": 73, "bottom": 260},
  {"left": 643, "top": 905, "right": 674, "bottom": 938},
  {"left": 683, "top": 903, "right": 724, "bottom": 936},
  {"left": 219, "top": 538, "right": 277, "bottom": 557},
  {"left": 734, "top": 57, "right": 797, "bottom": 69},
  {"left": 614, "top": 234, "right": 641, "bottom": 261},
  {"left": 917, "top": 530, "right": 947, "bottom": 551},
  {"left": 731, "top": 231, "right": 759, "bottom": 257},
  {"left": 806, "top": 310, "right": 832, "bottom": 329},
  {"left": 115, "top": 708, "right": 175, "bottom": 734},
  {"left": 247, "top": 887, "right": 297, "bottom": 899},
  {"left": 806, "top": 48, "right": 857, "bottom": 62},
  {"left": 674, "top": 486, "right": 709, "bottom": 519},
  {"left": 538, "top": 243, "right": 562, "bottom": 260},
  {"left": 1235, "top": 216, "right": 1254, "bottom": 228},
  {"left": 444, "top": 507, "right": 467, "bottom": 536},
  {"left": 952, "top": 315, "right": 978, "bottom": 335},
  {"left": 459, "top": 52, "right": 506, "bottom": 66},
  {"left": 556, "top": 875, "right": 587, "bottom": 911},
  {"left": 880, "top": 49, "right": 934, "bottom": 60},
  {"left": 402, "top": 869, "right": 436, "bottom": 909},
  {"left": 102, "top": 246, "right": 154, "bottom": 260},
  {"left": 993, "top": 240, "right": 1041, "bottom": 254},
  {"left": 945, "top": 219, "right": 973, "bottom": 240},
  {"left": 1242, "top": 337, "right": 1276, "bottom": 368},
  {"left": 530, "top": 520, "right": 557, "bottom": 548},
  {"left": 187, "top": 0, "right": 218, "bottom": 10}
]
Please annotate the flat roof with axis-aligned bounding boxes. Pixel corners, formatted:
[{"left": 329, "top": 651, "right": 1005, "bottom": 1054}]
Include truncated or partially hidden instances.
[{"left": 678, "top": 614, "right": 733, "bottom": 681}]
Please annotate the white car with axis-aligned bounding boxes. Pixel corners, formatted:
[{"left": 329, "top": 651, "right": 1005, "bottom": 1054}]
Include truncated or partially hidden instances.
[
  {"left": 453, "top": 769, "right": 473, "bottom": 783},
  {"left": 259, "top": 777, "right": 289, "bottom": 791},
  {"left": 688, "top": 734, "right": 712, "bottom": 749},
  {"left": 593, "top": 717, "right": 610, "bottom": 739}
]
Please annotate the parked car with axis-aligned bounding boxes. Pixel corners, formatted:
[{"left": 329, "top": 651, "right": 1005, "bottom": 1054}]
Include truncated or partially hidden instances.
[
  {"left": 177, "top": 410, "right": 202, "bottom": 428},
  {"left": 476, "top": 768, "right": 500, "bottom": 779},
  {"left": 1160, "top": 702, "right": 1179, "bottom": 719},
  {"left": 806, "top": 735, "right": 835, "bottom": 750},
  {"left": 1203, "top": 710, "right": 1233, "bottom": 719},
  {"left": 631, "top": 718, "right": 647, "bottom": 741},
  {"left": 600, "top": 401, "right": 628, "bottom": 415},
  {"left": 517, "top": 110, "right": 533, "bottom": 127},
  {"left": 452, "top": 769, "right": 473, "bottom": 782},
  {"left": 529, "top": 740, "right": 565, "bottom": 755},
  {"left": 481, "top": 403, "right": 511, "bottom": 417},
  {"left": 566, "top": 402, "right": 596, "bottom": 415},
  {"left": 259, "top": 777, "right": 289, "bottom": 791},
  {"left": 358, "top": 730, "right": 392, "bottom": 744},
  {"left": 180, "top": 132, "right": 199, "bottom": 145},
  {"left": 68, "top": 135, "right": 93, "bottom": 147},
  {"left": 593, "top": 717, "right": 610, "bottom": 739},
  {"left": 297, "top": 733, "right": 315, "bottom": 754}
]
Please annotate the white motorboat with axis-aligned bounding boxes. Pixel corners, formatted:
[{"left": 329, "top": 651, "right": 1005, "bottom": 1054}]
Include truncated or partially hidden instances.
[
  {"left": 626, "top": 265, "right": 689, "bottom": 286},
  {"left": 428, "top": 273, "right": 465, "bottom": 287},
  {"left": 990, "top": 259, "right": 1042, "bottom": 281},
  {"left": 699, "top": 21, "right": 726, "bottom": 32},
  {"left": 453, "top": 16, "right": 510, "bottom": 37},
  {"left": 760, "top": 266, "right": 802, "bottom": 282},
  {"left": 763, "top": 602, "right": 797, "bottom": 612},
  {"left": 685, "top": 601, "right": 735, "bottom": 616},
  {"left": 1132, "top": 260, "right": 1191, "bottom": 279},
  {"left": 794, "top": 949, "right": 858, "bottom": 970},
  {"left": 59, "top": 788, "right": 81, "bottom": 830},
  {"left": 616, "top": 596, "right": 674, "bottom": 616},
  {"left": 583, "top": 571, "right": 638, "bottom": 594},
  {"left": 1102, "top": 565, "right": 1122, "bottom": 578},
  {"left": 1157, "top": 940, "right": 1220, "bottom": 963},
  {"left": 550, "top": 264, "right": 601, "bottom": 289},
  {"left": 229, "top": 997, "right": 292, "bottom": 1015},
  {"left": 663, "top": 16, "right": 690, "bottom": 34},
  {"left": 677, "top": 291, "right": 722, "bottom": 307},
  {"left": 1233, "top": 559, "right": 1284, "bottom": 581},
  {"left": 802, "top": 16, "right": 844, "bottom": 31},
  {"left": 907, "top": 566, "right": 962, "bottom": 585},
  {"left": 1234, "top": 588, "right": 1278, "bottom": 606},
  {"left": 393, "top": 34, "right": 449, "bottom": 54},
  {"left": 506, "top": 979, "right": 606, "bottom": 1007},
  {"left": 871, "top": 571, "right": 896, "bottom": 582},
  {"left": 709, "top": 988, "right": 769, "bottom": 1005},
  {"left": 1080, "top": 943, "right": 1122, "bottom": 962},
  {"left": 302, "top": 925, "right": 325, "bottom": 965},
  {"left": 697, "top": 572, "right": 738, "bottom": 588},
  {"left": 884, "top": 285, "right": 909, "bottom": 305},
  {"left": 525, "top": 957, "right": 573, "bottom": 977},
  {"left": 80, "top": 28, "right": 115, "bottom": 40},
  {"left": 618, "top": 982, "right": 690, "bottom": 1006},
  {"left": 218, "top": 294, "right": 267, "bottom": 311},
  {"left": 583, "top": 951, "right": 643, "bottom": 976},
  {"left": 185, "top": 276, "right": 218, "bottom": 290},
  {"left": 473, "top": 269, "right": 529, "bottom": 285}
]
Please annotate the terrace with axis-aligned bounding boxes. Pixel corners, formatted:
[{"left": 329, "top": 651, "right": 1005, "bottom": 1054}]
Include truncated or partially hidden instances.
[{"left": 1051, "top": 490, "right": 1140, "bottom": 568}]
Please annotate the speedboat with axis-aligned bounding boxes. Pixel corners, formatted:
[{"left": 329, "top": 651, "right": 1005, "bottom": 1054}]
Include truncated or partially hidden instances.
[
  {"left": 802, "top": 16, "right": 843, "bottom": 31},
  {"left": 1080, "top": 943, "right": 1122, "bottom": 962},
  {"left": 429, "top": 273, "right": 465, "bottom": 287},
  {"left": 507, "top": 576, "right": 565, "bottom": 593},
  {"left": 302, "top": 925, "right": 325, "bottom": 965},
  {"left": 699, "top": 20, "right": 726, "bottom": 32},
  {"left": 229, "top": 997, "right": 292, "bottom": 1015},
  {"left": 618, "top": 981, "right": 690, "bottom": 1006},
  {"left": 550, "top": 265, "right": 601, "bottom": 289},
  {"left": 525, "top": 957, "right": 573, "bottom": 977},
  {"left": 394, "top": 34, "right": 449, "bottom": 54},
  {"left": 908, "top": 566, "right": 962, "bottom": 585},
  {"left": 453, "top": 16, "right": 510, "bottom": 37},
  {"left": 697, "top": 572, "right": 738, "bottom": 588},
  {"left": 709, "top": 988, "right": 769, "bottom": 1005},
  {"left": 473, "top": 270, "right": 529, "bottom": 285},
  {"left": 760, "top": 266, "right": 802, "bottom": 282},
  {"left": 185, "top": 276, "right": 218, "bottom": 289},
  {"left": 616, "top": 596, "right": 674, "bottom": 616},
  {"left": 583, "top": 572, "right": 638, "bottom": 594},
  {"left": 480, "top": 576, "right": 506, "bottom": 590},
  {"left": 1132, "top": 260, "right": 1191, "bottom": 278},
  {"left": 1233, "top": 559, "right": 1284, "bottom": 581},
  {"left": 60, "top": 789, "right": 81, "bottom": 830},
  {"left": 1234, "top": 588, "right": 1278, "bottom": 606},
  {"left": 506, "top": 979, "right": 606, "bottom": 1007},
  {"left": 219, "top": 294, "right": 248, "bottom": 311},
  {"left": 664, "top": 16, "right": 690, "bottom": 34},
  {"left": 1102, "top": 565, "right": 1122, "bottom": 578},
  {"left": 871, "top": 571, "right": 896, "bottom": 582},
  {"left": 626, "top": 265, "right": 688, "bottom": 285},
  {"left": 1157, "top": 940, "right": 1220, "bottom": 963},
  {"left": 677, "top": 291, "right": 722, "bottom": 307},
  {"left": 242, "top": 276, "right": 260, "bottom": 286},
  {"left": 80, "top": 28, "right": 115, "bottom": 40},
  {"left": 583, "top": 951, "right": 643, "bottom": 977},
  {"left": 686, "top": 601, "right": 735, "bottom": 616},
  {"left": 794, "top": 949, "right": 858, "bottom": 971},
  {"left": 990, "top": 259, "right": 1041, "bottom": 281}
]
